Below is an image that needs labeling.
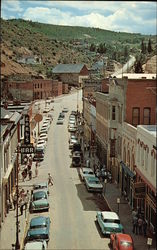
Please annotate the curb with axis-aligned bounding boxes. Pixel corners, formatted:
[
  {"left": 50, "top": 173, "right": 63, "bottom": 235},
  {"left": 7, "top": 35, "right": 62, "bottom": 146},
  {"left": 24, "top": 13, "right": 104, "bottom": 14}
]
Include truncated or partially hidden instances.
[{"left": 20, "top": 210, "right": 29, "bottom": 250}]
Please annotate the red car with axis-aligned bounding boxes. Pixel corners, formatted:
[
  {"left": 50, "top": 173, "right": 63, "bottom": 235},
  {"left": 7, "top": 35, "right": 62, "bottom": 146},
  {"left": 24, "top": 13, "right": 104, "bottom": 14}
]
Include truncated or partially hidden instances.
[{"left": 110, "top": 233, "right": 134, "bottom": 250}]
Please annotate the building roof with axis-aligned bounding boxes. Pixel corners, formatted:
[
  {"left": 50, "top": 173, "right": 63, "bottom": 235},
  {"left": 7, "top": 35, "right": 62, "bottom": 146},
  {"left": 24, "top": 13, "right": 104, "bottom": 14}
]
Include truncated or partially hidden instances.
[
  {"left": 52, "top": 64, "right": 86, "bottom": 74},
  {"left": 1, "top": 107, "right": 13, "bottom": 119},
  {"left": 115, "top": 73, "right": 156, "bottom": 80},
  {"left": 140, "top": 125, "right": 156, "bottom": 136}
]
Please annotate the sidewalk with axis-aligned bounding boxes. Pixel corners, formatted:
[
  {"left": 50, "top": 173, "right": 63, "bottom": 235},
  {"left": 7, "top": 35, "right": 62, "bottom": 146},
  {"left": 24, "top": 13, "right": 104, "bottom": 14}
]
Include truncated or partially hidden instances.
[{"left": 82, "top": 147, "right": 156, "bottom": 250}]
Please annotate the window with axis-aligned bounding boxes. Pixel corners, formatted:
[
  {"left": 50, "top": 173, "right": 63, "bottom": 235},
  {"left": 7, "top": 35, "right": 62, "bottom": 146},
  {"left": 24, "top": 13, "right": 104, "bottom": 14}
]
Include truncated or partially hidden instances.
[
  {"left": 132, "top": 107, "right": 140, "bottom": 126},
  {"left": 143, "top": 108, "right": 151, "bottom": 125},
  {"left": 112, "top": 106, "right": 116, "bottom": 120},
  {"left": 40, "top": 83, "right": 42, "bottom": 88}
]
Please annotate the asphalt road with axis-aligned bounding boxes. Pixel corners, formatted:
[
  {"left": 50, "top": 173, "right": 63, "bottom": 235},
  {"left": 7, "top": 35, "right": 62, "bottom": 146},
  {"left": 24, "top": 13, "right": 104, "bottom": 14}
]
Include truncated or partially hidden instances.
[{"left": 30, "top": 90, "right": 110, "bottom": 250}]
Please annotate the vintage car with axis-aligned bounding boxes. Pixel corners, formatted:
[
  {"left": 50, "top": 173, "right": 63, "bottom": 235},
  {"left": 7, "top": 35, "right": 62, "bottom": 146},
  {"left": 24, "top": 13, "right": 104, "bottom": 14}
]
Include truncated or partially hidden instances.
[
  {"left": 96, "top": 211, "right": 124, "bottom": 236},
  {"left": 80, "top": 167, "right": 95, "bottom": 181},
  {"left": 69, "top": 138, "right": 78, "bottom": 149},
  {"left": 33, "top": 182, "right": 49, "bottom": 196},
  {"left": 29, "top": 190, "right": 49, "bottom": 213},
  {"left": 72, "top": 151, "right": 81, "bottom": 167},
  {"left": 110, "top": 233, "right": 134, "bottom": 250},
  {"left": 62, "top": 107, "right": 69, "bottom": 113},
  {"left": 84, "top": 176, "right": 103, "bottom": 193},
  {"left": 24, "top": 240, "right": 47, "bottom": 250},
  {"left": 26, "top": 216, "right": 50, "bottom": 242},
  {"left": 68, "top": 124, "right": 77, "bottom": 132}
]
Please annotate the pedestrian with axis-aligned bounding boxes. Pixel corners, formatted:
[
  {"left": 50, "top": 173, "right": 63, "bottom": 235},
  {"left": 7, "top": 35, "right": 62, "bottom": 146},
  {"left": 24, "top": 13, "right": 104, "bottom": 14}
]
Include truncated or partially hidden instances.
[
  {"left": 84, "top": 142, "right": 87, "bottom": 151},
  {"left": 35, "top": 165, "right": 38, "bottom": 177},
  {"left": 24, "top": 190, "right": 30, "bottom": 210},
  {"left": 24, "top": 155, "right": 28, "bottom": 165},
  {"left": 13, "top": 195, "right": 17, "bottom": 210},
  {"left": 138, "top": 216, "right": 143, "bottom": 235},
  {"left": 27, "top": 164, "right": 31, "bottom": 172},
  {"left": 28, "top": 170, "right": 32, "bottom": 180},
  {"left": 48, "top": 173, "right": 53, "bottom": 185},
  {"left": 132, "top": 208, "right": 138, "bottom": 220},
  {"left": 143, "top": 219, "right": 147, "bottom": 237},
  {"left": 132, "top": 216, "right": 138, "bottom": 234},
  {"left": 20, "top": 202, "right": 24, "bottom": 215}
]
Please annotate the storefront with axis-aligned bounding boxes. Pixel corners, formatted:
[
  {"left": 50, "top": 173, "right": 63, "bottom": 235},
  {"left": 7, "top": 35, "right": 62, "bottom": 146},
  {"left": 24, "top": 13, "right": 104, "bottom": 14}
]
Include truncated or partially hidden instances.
[{"left": 120, "top": 161, "right": 135, "bottom": 208}]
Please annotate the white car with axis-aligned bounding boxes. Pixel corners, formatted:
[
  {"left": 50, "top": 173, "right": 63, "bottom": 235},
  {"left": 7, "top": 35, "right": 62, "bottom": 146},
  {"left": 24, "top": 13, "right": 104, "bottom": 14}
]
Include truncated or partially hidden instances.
[
  {"left": 43, "top": 107, "right": 50, "bottom": 113},
  {"left": 69, "top": 138, "right": 78, "bottom": 149},
  {"left": 80, "top": 167, "right": 95, "bottom": 181},
  {"left": 62, "top": 107, "right": 69, "bottom": 113},
  {"left": 24, "top": 241, "right": 47, "bottom": 250},
  {"left": 68, "top": 124, "right": 77, "bottom": 132},
  {"left": 39, "top": 133, "right": 48, "bottom": 141}
]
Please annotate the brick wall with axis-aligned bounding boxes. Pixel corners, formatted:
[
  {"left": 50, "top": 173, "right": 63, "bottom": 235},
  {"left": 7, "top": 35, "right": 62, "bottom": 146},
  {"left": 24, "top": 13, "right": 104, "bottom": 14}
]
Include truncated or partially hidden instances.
[
  {"left": 80, "top": 65, "right": 89, "bottom": 76},
  {"left": 126, "top": 79, "right": 156, "bottom": 125}
]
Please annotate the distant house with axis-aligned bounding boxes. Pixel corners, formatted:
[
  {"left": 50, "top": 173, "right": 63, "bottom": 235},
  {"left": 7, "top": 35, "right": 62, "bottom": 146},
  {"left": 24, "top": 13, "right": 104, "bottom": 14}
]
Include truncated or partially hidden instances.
[
  {"left": 52, "top": 63, "right": 89, "bottom": 87},
  {"left": 17, "top": 55, "right": 41, "bottom": 65}
]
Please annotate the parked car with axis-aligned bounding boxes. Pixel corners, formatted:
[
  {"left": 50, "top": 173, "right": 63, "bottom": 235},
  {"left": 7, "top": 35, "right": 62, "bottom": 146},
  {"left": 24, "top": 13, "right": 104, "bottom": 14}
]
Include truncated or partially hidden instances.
[
  {"left": 80, "top": 167, "right": 95, "bottom": 181},
  {"left": 68, "top": 124, "right": 77, "bottom": 132},
  {"left": 110, "top": 233, "right": 134, "bottom": 250},
  {"left": 69, "top": 115, "right": 76, "bottom": 122},
  {"left": 72, "top": 151, "right": 81, "bottom": 167},
  {"left": 96, "top": 211, "right": 124, "bottom": 236},
  {"left": 26, "top": 216, "right": 50, "bottom": 242},
  {"left": 43, "top": 107, "right": 50, "bottom": 113},
  {"left": 33, "top": 182, "right": 49, "bottom": 195},
  {"left": 62, "top": 107, "right": 69, "bottom": 113},
  {"left": 84, "top": 176, "right": 103, "bottom": 193},
  {"left": 29, "top": 190, "right": 49, "bottom": 213},
  {"left": 70, "top": 110, "right": 77, "bottom": 116},
  {"left": 69, "top": 138, "right": 78, "bottom": 149},
  {"left": 24, "top": 240, "right": 47, "bottom": 250}
]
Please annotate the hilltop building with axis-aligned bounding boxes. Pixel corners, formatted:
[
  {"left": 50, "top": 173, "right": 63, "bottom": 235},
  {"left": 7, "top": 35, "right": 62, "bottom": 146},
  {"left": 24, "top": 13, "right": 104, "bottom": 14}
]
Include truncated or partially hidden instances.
[{"left": 52, "top": 63, "right": 89, "bottom": 87}]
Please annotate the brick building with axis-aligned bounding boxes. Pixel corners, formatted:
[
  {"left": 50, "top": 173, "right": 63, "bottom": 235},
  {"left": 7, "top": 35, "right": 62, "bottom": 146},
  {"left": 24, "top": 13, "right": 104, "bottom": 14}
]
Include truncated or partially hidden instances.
[
  {"left": 6, "top": 78, "right": 65, "bottom": 101},
  {"left": 52, "top": 63, "right": 89, "bottom": 87},
  {"left": 116, "top": 73, "right": 156, "bottom": 126}
]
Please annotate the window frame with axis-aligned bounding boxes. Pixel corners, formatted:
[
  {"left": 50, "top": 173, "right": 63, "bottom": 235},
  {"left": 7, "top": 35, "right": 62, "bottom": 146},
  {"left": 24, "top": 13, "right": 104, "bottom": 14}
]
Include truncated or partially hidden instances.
[
  {"left": 132, "top": 107, "right": 140, "bottom": 126},
  {"left": 143, "top": 107, "right": 151, "bottom": 125}
]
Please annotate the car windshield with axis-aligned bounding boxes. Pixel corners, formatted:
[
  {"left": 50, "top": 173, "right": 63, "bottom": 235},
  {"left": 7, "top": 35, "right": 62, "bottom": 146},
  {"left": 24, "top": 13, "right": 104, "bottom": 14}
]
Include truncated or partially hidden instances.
[
  {"left": 104, "top": 219, "right": 120, "bottom": 223},
  {"left": 33, "top": 192, "right": 47, "bottom": 201},
  {"left": 120, "top": 241, "right": 132, "bottom": 247},
  {"left": 30, "top": 224, "right": 47, "bottom": 229}
]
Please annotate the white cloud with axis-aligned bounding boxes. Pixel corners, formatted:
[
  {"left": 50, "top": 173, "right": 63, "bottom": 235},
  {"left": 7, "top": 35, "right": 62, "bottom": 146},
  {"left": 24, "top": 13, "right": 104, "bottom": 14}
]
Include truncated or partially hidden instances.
[{"left": 2, "top": 0, "right": 23, "bottom": 12}]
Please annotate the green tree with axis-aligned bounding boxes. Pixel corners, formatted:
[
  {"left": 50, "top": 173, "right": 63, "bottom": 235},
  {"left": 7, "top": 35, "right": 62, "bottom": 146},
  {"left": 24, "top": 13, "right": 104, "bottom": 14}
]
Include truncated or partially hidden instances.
[
  {"left": 147, "top": 38, "right": 152, "bottom": 53},
  {"left": 90, "top": 43, "right": 96, "bottom": 52},
  {"left": 141, "top": 39, "right": 146, "bottom": 54},
  {"left": 134, "top": 59, "right": 143, "bottom": 73}
]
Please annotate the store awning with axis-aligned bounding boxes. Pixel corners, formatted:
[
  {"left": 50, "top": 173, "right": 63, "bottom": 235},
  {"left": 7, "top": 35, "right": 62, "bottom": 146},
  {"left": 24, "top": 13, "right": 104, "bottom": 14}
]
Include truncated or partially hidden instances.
[
  {"left": 120, "top": 161, "right": 135, "bottom": 179},
  {"left": 3, "top": 164, "right": 14, "bottom": 184}
]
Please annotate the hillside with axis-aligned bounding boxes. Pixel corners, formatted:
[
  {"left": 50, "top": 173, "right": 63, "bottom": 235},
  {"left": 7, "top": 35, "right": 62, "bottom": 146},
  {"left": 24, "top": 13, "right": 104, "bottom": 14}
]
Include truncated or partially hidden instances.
[{"left": 1, "top": 18, "right": 156, "bottom": 78}]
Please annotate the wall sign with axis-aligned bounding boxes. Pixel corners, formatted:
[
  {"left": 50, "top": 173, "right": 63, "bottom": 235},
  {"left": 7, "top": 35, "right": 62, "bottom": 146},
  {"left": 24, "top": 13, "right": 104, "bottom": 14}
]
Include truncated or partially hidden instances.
[{"left": 24, "top": 114, "right": 30, "bottom": 144}]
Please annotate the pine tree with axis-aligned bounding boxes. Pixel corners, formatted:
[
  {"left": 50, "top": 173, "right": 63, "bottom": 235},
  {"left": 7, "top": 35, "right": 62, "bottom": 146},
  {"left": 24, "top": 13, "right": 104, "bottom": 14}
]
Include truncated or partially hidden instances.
[
  {"left": 141, "top": 40, "right": 146, "bottom": 54},
  {"left": 134, "top": 59, "right": 143, "bottom": 73},
  {"left": 147, "top": 38, "right": 152, "bottom": 53}
]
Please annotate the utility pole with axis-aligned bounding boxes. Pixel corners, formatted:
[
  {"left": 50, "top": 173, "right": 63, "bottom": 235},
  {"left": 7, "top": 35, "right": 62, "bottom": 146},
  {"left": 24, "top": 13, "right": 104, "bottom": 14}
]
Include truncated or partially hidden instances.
[{"left": 15, "top": 122, "right": 20, "bottom": 250}]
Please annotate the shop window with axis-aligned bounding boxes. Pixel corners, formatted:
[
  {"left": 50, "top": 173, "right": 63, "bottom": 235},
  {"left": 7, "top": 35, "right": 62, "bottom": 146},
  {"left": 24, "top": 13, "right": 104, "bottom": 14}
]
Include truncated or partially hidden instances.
[
  {"left": 143, "top": 108, "right": 151, "bottom": 125},
  {"left": 132, "top": 107, "right": 140, "bottom": 126},
  {"left": 112, "top": 105, "right": 116, "bottom": 120}
]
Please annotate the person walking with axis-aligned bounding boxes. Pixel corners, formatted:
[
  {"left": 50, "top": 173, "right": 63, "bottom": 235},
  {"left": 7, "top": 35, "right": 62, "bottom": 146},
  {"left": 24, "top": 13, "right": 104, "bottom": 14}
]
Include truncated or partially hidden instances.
[
  {"left": 35, "top": 165, "right": 38, "bottom": 177},
  {"left": 138, "top": 216, "right": 143, "bottom": 235},
  {"left": 132, "top": 216, "right": 138, "bottom": 235},
  {"left": 28, "top": 169, "right": 32, "bottom": 180},
  {"left": 48, "top": 173, "right": 53, "bottom": 185},
  {"left": 12, "top": 195, "right": 17, "bottom": 210},
  {"left": 20, "top": 202, "right": 24, "bottom": 215}
]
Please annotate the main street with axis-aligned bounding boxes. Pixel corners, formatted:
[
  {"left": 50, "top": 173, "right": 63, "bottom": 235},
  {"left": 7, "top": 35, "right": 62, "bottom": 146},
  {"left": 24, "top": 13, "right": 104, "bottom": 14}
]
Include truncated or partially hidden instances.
[{"left": 30, "top": 89, "right": 110, "bottom": 249}]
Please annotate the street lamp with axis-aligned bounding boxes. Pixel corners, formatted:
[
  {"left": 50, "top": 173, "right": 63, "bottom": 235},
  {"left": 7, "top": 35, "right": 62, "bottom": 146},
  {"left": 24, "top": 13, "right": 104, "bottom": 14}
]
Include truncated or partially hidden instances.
[
  {"left": 117, "top": 198, "right": 120, "bottom": 215},
  {"left": 104, "top": 179, "right": 107, "bottom": 195}
]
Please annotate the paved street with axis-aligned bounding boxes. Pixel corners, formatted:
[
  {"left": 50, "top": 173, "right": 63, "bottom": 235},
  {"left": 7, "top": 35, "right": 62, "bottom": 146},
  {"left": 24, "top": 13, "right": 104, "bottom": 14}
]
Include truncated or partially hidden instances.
[{"left": 0, "top": 90, "right": 156, "bottom": 250}]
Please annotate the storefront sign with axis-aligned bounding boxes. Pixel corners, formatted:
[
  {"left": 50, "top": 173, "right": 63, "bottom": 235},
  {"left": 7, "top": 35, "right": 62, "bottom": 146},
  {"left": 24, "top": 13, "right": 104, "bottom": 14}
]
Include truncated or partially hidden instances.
[
  {"left": 24, "top": 114, "right": 30, "bottom": 144},
  {"left": 20, "top": 143, "right": 34, "bottom": 154},
  {"left": 134, "top": 182, "right": 146, "bottom": 199}
]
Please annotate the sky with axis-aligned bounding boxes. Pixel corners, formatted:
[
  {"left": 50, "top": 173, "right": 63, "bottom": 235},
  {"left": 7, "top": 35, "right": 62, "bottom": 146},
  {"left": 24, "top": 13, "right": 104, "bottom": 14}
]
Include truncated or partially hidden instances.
[{"left": 1, "top": 1, "right": 157, "bottom": 35}]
